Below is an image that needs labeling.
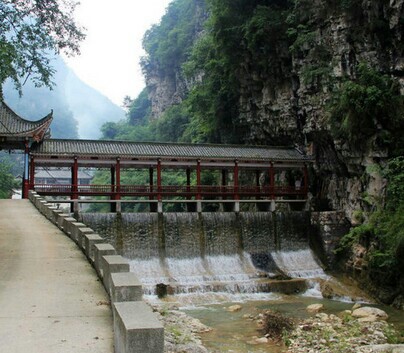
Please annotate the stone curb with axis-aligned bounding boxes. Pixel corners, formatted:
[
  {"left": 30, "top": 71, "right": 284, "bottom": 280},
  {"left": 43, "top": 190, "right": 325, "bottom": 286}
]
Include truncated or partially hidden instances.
[{"left": 28, "top": 191, "right": 164, "bottom": 353}]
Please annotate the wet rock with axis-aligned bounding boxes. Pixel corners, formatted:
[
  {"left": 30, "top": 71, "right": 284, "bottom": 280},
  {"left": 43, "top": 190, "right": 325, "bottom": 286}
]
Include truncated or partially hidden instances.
[
  {"left": 227, "top": 304, "right": 242, "bottom": 312},
  {"left": 156, "top": 283, "right": 168, "bottom": 298},
  {"left": 352, "top": 307, "right": 389, "bottom": 321},
  {"left": 306, "top": 303, "right": 324, "bottom": 313},
  {"left": 392, "top": 295, "right": 404, "bottom": 311},
  {"left": 352, "top": 303, "right": 362, "bottom": 310}
]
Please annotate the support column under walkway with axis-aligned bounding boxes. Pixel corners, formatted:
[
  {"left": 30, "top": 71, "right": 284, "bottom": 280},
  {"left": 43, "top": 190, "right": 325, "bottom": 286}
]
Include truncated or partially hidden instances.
[{"left": 0, "top": 200, "right": 113, "bottom": 353}]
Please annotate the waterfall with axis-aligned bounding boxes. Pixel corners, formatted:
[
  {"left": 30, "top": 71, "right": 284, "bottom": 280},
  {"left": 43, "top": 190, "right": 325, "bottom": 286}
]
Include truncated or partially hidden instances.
[{"left": 80, "top": 211, "right": 325, "bottom": 294}]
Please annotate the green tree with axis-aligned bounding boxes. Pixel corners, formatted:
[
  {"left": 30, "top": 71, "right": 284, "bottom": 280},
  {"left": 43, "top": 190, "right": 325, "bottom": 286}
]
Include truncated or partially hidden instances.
[
  {"left": 0, "top": 0, "right": 85, "bottom": 97},
  {"left": 0, "top": 158, "right": 17, "bottom": 198}
]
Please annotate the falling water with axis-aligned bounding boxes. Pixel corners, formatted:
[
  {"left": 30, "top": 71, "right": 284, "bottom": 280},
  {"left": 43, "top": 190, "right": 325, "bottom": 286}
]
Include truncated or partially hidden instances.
[{"left": 80, "top": 211, "right": 325, "bottom": 294}]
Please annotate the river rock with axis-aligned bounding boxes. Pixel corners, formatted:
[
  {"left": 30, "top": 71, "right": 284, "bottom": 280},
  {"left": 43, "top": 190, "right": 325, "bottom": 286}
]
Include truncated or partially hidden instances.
[
  {"left": 358, "top": 344, "right": 404, "bottom": 353},
  {"left": 352, "top": 303, "right": 362, "bottom": 310},
  {"left": 315, "top": 313, "right": 329, "bottom": 321},
  {"left": 227, "top": 304, "right": 242, "bottom": 312},
  {"left": 352, "top": 307, "right": 389, "bottom": 320},
  {"left": 247, "top": 336, "right": 268, "bottom": 345},
  {"left": 306, "top": 303, "right": 324, "bottom": 313}
]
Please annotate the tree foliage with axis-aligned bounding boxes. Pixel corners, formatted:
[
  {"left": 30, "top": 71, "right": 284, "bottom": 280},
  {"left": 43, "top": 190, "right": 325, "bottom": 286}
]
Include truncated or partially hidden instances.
[
  {"left": 0, "top": 156, "right": 18, "bottom": 198},
  {"left": 141, "top": 0, "right": 205, "bottom": 76},
  {"left": 0, "top": 0, "right": 85, "bottom": 97},
  {"left": 329, "top": 63, "right": 404, "bottom": 153}
]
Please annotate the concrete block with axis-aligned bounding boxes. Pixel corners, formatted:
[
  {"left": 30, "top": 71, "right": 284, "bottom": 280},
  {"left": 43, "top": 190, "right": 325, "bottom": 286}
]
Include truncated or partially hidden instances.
[
  {"left": 101, "top": 255, "right": 130, "bottom": 295},
  {"left": 83, "top": 233, "right": 104, "bottom": 261},
  {"left": 38, "top": 200, "right": 48, "bottom": 213},
  {"left": 61, "top": 217, "right": 77, "bottom": 235},
  {"left": 56, "top": 213, "right": 70, "bottom": 229},
  {"left": 76, "top": 227, "right": 94, "bottom": 249},
  {"left": 69, "top": 222, "right": 87, "bottom": 242},
  {"left": 111, "top": 272, "right": 143, "bottom": 303},
  {"left": 50, "top": 209, "right": 64, "bottom": 225},
  {"left": 28, "top": 190, "right": 37, "bottom": 200},
  {"left": 33, "top": 195, "right": 43, "bottom": 208},
  {"left": 113, "top": 301, "right": 164, "bottom": 353},
  {"left": 94, "top": 243, "right": 116, "bottom": 277},
  {"left": 44, "top": 206, "right": 58, "bottom": 220}
]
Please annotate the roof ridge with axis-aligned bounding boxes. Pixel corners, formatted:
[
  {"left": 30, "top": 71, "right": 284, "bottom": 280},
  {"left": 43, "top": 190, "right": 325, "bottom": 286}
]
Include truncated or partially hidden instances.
[{"left": 43, "top": 138, "right": 295, "bottom": 150}]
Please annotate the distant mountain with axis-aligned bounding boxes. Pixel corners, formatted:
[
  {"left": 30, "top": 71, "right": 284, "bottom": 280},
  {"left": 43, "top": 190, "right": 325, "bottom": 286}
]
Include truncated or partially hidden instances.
[{"left": 3, "top": 57, "right": 125, "bottom": 139}]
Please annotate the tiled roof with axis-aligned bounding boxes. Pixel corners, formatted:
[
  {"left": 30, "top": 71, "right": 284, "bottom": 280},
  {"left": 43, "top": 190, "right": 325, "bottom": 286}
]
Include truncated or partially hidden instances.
[
  {"left": 0, "top": 101, "right": 53, "bottom": 138},
  {"left": 31, "top": 139, "right": 312, "bottom": 162}
]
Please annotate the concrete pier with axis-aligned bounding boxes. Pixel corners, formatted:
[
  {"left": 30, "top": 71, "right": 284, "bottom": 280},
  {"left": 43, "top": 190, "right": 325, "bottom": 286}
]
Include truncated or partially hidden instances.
[{"left": 0, "top": 200, "right": 113, "bottom": 353}]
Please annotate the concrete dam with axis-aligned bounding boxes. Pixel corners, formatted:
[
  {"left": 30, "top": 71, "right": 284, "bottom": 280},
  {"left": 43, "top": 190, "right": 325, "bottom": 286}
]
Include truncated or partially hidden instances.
[{"left": 80, "top": 212, "right": 325, "bottom": 294}]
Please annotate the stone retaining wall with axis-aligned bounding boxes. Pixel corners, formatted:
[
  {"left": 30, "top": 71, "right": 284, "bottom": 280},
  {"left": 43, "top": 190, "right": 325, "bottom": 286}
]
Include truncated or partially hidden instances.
[
  {"left": 28, "top": 191, "right": 164, "bottom": 353},
  {"left": 311, "top": 211, "right": 351, "bottom": 266}
]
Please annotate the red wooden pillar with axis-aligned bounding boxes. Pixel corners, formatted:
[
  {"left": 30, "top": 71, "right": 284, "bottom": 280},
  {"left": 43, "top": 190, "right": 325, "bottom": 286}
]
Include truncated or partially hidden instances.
[
  {"left": 110, "top": 166, "right": 115, "bottom": 196},
  {"left": 70, "top": 156, "right": 78, "bottom": 213},
  {"left": 29, "top": 156, "right": 35, "bottom": 190},
  {"left": 221, "top": 169, "right": 227, "bottom": 197},
  {"left": 234, "top": 160, "right": 239, "bottom": 200},
  {"left": 269, "top": 162, "right": 275, "bottom": 199},
  {"left": 149, "top": 167, "right": 154, "bottom": 198},
  {"left": 255, "top": 170, "right": 260, "bottom": 199},
  {"left": 115, "top": 158, "right": 121, "bottom": 200},
  {"left": 157, "top": 159, "right": 162, "bottom": 201},
  {"left": 22, "top": 142, "right": 29, "bottom": 199},
  {"left": 303, "top": 164, "right": 309, "bottom": 195},
  {"left": 196, "top": 160, "right": 201, "bottom": 200},
  {"left": 71, "top": 156, "right": 78, "bottom": 200},
  {"left": 186, "top": 168, "right": 191, "bottom": 199}
]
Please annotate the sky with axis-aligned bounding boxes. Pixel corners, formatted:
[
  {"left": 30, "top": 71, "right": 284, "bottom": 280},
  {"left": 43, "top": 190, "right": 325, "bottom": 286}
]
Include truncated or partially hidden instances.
[{"left": 64, "top": 0, "right": 172, "bottom": 107}]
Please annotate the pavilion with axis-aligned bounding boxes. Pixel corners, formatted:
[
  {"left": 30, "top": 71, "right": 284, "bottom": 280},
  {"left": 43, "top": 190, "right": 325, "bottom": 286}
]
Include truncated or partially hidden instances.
[{"left": 0, "top": 101, "right": 53, "bottom": 198}]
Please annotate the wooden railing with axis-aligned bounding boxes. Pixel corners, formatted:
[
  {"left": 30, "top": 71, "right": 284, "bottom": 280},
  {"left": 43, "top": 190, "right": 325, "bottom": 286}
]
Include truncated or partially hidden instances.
[{"left": 33, "top": 183, "right": 307, "bottom": 198}]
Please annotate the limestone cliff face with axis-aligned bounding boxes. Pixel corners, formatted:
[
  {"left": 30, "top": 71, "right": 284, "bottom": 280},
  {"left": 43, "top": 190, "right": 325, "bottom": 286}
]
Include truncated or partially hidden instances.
[
  {"left": 145, "top": 0, "right": 403, "bottom": 220},
  {"left": 237, "top": 0, "right": 403, "bottom": 219},
  {"left": 144, "top": 1, "right": 207, "bottom": 119}
]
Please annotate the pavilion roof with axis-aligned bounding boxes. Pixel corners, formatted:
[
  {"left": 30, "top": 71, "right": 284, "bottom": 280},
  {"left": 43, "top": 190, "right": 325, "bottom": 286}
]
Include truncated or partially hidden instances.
[
  {"left": 0, "top": 101, "right": 53, "bottom": 143},
  {"left": 30, "top": 139, "right": 312, "bottom": 163}
]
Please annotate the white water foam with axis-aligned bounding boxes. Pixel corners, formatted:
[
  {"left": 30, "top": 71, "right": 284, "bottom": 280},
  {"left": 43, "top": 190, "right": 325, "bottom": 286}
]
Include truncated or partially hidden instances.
[
  {"left": 130, "top": 252, "right": 263, "bottom": 294},
  {"left": 271, "top": 249, "right": 327, "bottom": 278}
]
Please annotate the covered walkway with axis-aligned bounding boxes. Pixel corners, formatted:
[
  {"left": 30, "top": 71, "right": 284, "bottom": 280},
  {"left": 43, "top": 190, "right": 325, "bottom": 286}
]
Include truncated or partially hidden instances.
[{"left": 0, "top": 199, "right": 113, "bottom": 352}]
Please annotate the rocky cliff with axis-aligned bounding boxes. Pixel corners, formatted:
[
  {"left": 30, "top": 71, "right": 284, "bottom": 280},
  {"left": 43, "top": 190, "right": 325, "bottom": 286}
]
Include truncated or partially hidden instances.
[{"left": 143, "top": 0, "right": 403, "bottom": 222}]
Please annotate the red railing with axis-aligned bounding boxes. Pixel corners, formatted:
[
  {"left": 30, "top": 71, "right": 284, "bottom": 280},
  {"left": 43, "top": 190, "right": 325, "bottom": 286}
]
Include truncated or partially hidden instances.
[{"left": 33, "top": 183, "right": 307, "bottom": 198}]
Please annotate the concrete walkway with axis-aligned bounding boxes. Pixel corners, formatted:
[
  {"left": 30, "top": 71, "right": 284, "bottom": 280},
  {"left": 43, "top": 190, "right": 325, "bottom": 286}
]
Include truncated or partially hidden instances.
[{"left": 0, "top": 200, "right": 113, "bottom": 353}]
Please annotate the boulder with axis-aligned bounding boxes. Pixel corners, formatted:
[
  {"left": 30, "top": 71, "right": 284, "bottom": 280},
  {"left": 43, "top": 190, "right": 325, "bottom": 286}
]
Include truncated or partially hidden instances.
[
  {"left": 352, "top": 307, "right": 388, "bottom": 320},
  {"left": 306, "top": 304, "right": 324, "bottom": 313}
]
